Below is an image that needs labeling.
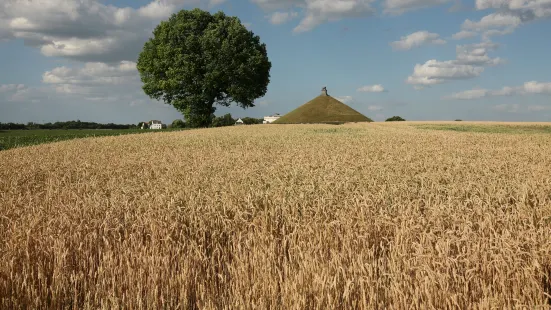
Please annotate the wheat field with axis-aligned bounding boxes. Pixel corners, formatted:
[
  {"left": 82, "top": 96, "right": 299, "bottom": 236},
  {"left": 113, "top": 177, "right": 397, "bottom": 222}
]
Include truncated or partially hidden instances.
[{"left": 1, "top": 122, "right": 551, "bottom": 309}]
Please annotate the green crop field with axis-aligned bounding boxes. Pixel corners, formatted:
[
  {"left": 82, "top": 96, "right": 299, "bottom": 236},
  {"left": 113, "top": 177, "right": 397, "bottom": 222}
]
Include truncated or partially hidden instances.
[{"left": 0, "top": 128, "right": 186, "bottom": 151}]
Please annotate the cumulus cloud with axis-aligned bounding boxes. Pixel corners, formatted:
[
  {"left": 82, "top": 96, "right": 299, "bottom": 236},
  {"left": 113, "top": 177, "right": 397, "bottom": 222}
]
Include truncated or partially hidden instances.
[
  {"left": 455, "top": 42, "right": 503, "bottom": 66},
  {"left": 455, "top": 1, "right": 551, "bottom": 39},
  {"left": 444, "top": 81, "right": 551, "bottom": 100},
  {"left": 251, "top": 0, "right": 305, "bottom": 10},
  {"left": 383, "top": 0, "right": 451, "bottom": 15},
  {"left": 0, "top": 84, "right": 26, "bottom": 93},
  {"left": 475, "top": 0, "right": 551, "bottom": 21},
  {"left": 41, "top": 61, "right": 141, "bottom": 101},
  {"left": 335, "top": 95, "right": 354, "bottom": 103},
  {"left": 0, "top": 0, "right": 225, "bottom": 63},
  {"left": 391, "top": 31, "right": 446, "bottom": 50},
  {"left": 357, "top": 84, "right": 386, "bottom": 92},
  {"left": 268, "top": 11, "right": 299, "bottom": 24},
  {"left": 0, "top": 84, "right": 29, "bottom": 102},
  {"left": 462, "top": 13, "right": 522, "bottom": 39},
  {"left": 407, "top": 40, "right": 503, "bottom": 87},
  {"left": 452, "top": 30, "right": 477, "bottom": 40},
  {"left": 463, "top": 13, "right": 522, "bottom": 31},
  {"left": 293, "top": 0, "right": 376, "bottom": 33},
  {"left": 407, "top": 60, "right": 484, "bottom": 86},
  {"left": 251, "top": 0, "right": 376, "bottom": 33}
]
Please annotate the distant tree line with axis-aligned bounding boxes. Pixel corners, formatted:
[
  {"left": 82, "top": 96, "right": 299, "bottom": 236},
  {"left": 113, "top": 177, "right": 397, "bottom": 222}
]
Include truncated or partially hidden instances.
[
  {"left": 1, "top": 115, "right": 265, "bottom": 131},
  {"left": 0, "top": 120, "right": 139, "bottom": 130},
  {"left": 385, "top": 116, "right": 406, "bottom": 122},
  {"left": 172, "top": 114, "right": 264, "bottom": 128}
]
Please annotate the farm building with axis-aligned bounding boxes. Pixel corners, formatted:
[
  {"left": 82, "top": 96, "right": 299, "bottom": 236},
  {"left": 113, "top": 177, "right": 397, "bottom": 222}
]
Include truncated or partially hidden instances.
[
  {"left": 147, "top": 120, "right": 163, "bottom": 130},
  {"left": 263, "top": 113, "right": 282, "bottom": 124}
]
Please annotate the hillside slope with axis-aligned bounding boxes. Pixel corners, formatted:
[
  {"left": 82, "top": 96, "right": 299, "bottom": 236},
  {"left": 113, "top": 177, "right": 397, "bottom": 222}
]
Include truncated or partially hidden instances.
[{"left": 273, "top": 95, "right": 372, "bottom": 124}]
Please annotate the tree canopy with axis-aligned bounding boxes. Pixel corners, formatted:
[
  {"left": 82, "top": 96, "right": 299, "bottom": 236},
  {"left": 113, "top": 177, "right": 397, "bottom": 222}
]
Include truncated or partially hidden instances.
[
  {"left": 137, "top": 9, "right": 272, "bottom": 128},
  {"left": 385, "top": 116, "right": 406, "bottom": 122}
]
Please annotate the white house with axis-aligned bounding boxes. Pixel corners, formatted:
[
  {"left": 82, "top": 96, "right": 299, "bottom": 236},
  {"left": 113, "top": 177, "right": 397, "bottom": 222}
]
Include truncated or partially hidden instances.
[
  {"left": 149, "top": 120, "right": 163, "bottom": 129},
  {"left": 235, "top": 118, "right": 244, "bottom": 125},
  {"left": 263, "top": 113, "right": 281, "bottom": 124}
]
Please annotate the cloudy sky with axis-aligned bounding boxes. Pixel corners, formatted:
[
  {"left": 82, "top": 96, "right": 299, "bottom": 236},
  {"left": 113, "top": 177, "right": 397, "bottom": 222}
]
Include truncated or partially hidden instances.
[{"left": 1, "top": 0, "right": 550, "bottom": 124}]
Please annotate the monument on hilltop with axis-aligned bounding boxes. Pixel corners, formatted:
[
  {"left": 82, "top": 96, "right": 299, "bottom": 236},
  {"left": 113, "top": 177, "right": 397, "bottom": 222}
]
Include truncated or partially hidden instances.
[{"left": 272, "top": 86, "right": 373, "bottom": 124}]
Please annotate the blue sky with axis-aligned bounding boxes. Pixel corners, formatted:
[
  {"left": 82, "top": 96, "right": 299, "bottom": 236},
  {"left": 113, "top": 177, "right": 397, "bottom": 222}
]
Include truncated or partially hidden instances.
[{"left": 1, "top": 0, "right": 550, "bottom": 124}]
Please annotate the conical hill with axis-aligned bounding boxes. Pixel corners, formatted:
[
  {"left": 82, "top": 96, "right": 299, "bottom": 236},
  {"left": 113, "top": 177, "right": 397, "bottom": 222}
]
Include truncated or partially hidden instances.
[{"left": 273, "top": 89, "right": 372, "bottom": 124}]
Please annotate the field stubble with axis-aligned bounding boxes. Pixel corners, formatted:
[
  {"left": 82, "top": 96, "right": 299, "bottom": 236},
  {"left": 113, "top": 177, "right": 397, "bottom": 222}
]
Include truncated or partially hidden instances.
[{"left": 1, "top": 122, "right": 551, "bottom": 309}]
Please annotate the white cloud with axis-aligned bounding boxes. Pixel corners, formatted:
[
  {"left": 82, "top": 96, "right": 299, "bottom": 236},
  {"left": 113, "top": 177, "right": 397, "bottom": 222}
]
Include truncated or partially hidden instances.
[
  {"left": 407, "top": 60, "right": 484, "bottom": 86},
  {"left": 457, "top": 0, "right": 551, "bottom": 40},
  {"left": 452, "top": 30, "right": 477, "bottom": 40},
  {"left": 444, "top": 88, "right": 489, "bottom": 100},
  {"left": 269, "top": 11, "right": 299, "bottom": 24},
  {"left": 252, "top": 0, "right": 376, "bottom": 33},
  {"left": 0, "top": 0, "right": 225, "bottom": 62},
  {"left": 293, "top": 0, "right": 376, "bottom": 33},
  {"left": 407, "top": 40, "right": 504, "bottom": 87},
  {"left": 40, "top": 61, "right": 142, "bottom": 102},
  {"left": 444, "top": 81, "right": 551, "bottom": 100},
  {"left": 462, "top": 13, "right": 522, "bottom": 39},
  {"left": 0, "top": 84, "right": 25, "bottom": 93},
  {"left": 383, "top": 0, "right": 451, "bottom": 15},
  {"left": 475, "top": 0, "right": 551, "bottom": 21},
  {"left": 391, "top": 31, "right": 446, "bottom": 50},
  {"left": 43, "top": 61, "right": 139, "bottom": 86},
  {"left": 357, "top": 84, "right": 386, "bottom": 92},
  {"left": 455, "top": 42, "right": 503, "bottom": 66},
  {"left": 463, "top": 13, "right": 522, "bottom": 31},
  {"left": 251, "top": 0, "right": 305, "bottom": 10},
  {"left": 335, "top": 95, "right": 354, "bottom": 103},
  {"left": 367, "top": 105, "right": 383, "bottom": 111},
  {"left": 523, "top": 81, "right": 551, "bottom": 94}
]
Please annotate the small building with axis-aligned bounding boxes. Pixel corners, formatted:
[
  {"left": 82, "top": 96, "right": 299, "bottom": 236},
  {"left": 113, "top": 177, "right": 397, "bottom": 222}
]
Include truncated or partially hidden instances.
[
  {"left": 235, "top": 118, "right": 244, "bottom": 125},
  {"left": 263, "top": 113, "right": 281, "bottom": 124},
  {"left": 149, "top": 120, "right": 163, "bottom": 130}
]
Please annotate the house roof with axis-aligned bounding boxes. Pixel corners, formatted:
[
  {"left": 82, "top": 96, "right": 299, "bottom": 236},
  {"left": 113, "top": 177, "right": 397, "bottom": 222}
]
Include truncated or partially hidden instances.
[{"left": 149, "top": 120, "right": 162, "bottom": 124}]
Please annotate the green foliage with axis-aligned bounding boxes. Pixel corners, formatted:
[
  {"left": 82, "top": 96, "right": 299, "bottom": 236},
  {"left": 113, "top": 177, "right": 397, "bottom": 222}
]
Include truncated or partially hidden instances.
[
  {"left": 0, "top": 121, "right": 137, "bottom": 130},
  {"left": 211, "top": 113, "right": 235, "bottom": 127},
  {"left": 137, "top": 8, "right": 272, "bottom": 128},
  {"left": 385, "top": 116, "right": 406, "bottom": 122},
  {"left": 455, "top": 119, "right": 463, "bottom": 121},
  {"left": 241, "top": 117, "right": 264, "bottom": 125},
  {"left": 171, "top": 119, "right": 186, "bottom": 128}
]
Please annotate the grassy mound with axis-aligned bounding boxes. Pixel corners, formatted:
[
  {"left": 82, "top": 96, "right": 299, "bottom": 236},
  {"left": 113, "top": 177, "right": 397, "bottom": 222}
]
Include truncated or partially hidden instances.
[{"left": 273, "top": 95, "right": 372, "bottom": 124}]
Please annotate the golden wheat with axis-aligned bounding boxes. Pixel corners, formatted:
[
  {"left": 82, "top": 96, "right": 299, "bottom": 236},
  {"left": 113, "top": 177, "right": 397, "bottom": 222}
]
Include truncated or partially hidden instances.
[{"left": 1, "top": 122, "right": 551, "bottom": 309}]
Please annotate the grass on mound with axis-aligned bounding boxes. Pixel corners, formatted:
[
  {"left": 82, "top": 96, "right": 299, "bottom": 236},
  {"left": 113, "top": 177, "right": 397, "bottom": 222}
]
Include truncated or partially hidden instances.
[{"left": 273, "top": 95, "right": 372, "bottom": 124}]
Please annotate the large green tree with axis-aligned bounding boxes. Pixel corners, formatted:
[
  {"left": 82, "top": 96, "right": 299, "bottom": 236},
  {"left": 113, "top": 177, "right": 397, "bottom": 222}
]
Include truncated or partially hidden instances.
[{"left": 137, "top": 9, "right": 272, "bottom": 128}]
